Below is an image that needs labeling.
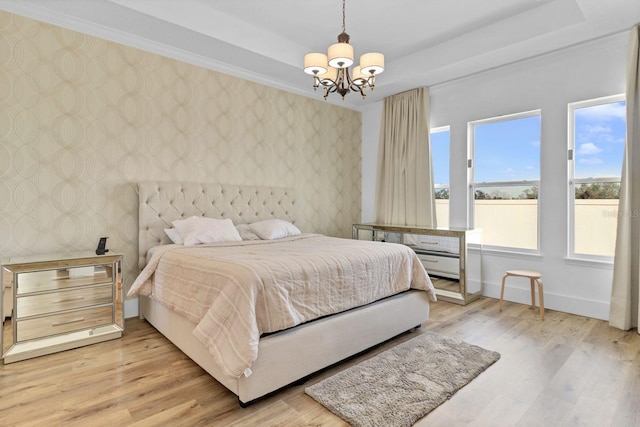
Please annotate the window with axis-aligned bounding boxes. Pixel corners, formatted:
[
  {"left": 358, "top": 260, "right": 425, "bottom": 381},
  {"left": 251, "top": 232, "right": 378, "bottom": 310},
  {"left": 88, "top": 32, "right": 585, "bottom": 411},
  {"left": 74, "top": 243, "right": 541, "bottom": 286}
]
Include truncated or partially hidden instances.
[
  {"left": 431, "top": 126, "right": 450, "bottom": 227},
  {"left": 568, "top": 95, "right": 625, "bottom": 259},
  {"left": 470, "top": 111, "right": 541, "bottom": 250}
]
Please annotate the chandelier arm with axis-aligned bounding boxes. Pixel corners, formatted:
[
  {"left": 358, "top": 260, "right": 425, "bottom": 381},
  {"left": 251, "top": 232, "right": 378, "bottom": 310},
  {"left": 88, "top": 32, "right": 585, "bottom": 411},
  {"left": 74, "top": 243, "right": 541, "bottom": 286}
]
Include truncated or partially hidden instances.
[{"left": 367, "top": 75, "right": 376, "bottom": 90}]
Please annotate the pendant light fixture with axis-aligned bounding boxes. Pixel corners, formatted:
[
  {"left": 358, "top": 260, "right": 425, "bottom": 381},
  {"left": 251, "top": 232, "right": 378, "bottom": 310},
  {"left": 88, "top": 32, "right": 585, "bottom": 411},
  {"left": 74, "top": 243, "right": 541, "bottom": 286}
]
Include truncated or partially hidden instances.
[{"left": 303, "top": 0, "right": 384, "bottom": 100}]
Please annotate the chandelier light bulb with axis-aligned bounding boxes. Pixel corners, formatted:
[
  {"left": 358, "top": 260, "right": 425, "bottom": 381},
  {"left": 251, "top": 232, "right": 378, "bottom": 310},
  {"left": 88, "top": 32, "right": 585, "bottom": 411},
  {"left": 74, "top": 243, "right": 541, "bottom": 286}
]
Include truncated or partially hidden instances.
[
  {"left": 304, "top": 53, "right": 328, "bottom": 75},
  {"left": 328, "top": 42, "right": 354, "bottom": 69},
  {"left": 360, "top": 53, "right": 385, "bottom": 75},
  {"left": 320, "top": 66, "right": 339, "bottom": 86},
  {"left": 351, "top": 66, "right": 367, "bottom": 86}
]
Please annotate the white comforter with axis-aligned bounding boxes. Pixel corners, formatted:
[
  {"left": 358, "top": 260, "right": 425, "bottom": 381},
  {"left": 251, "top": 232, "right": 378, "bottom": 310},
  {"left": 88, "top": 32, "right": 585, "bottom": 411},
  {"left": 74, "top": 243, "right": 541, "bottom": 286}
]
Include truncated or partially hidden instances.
[{"left": 128, "top": 234, "right": 436, "bottom": 379}]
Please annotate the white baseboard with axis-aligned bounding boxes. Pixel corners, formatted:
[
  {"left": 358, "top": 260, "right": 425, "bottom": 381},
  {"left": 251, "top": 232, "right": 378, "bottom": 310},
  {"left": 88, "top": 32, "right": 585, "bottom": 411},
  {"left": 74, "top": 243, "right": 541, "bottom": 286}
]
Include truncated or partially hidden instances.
[
  {"left": 482, "top": 281, "right": 610, "bottom": 321},
  {"left": 124, "top": 298, "right": 139, "bottom": 319}
]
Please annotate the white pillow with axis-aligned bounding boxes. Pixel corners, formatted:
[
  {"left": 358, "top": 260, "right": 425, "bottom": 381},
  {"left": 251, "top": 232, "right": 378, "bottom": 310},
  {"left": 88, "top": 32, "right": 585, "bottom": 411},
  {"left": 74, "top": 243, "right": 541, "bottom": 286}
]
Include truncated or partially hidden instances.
[
  {"left": 171, "top": 216, "right": 242, "bottom": 246},
  {"left": 249, "top": 219, "right": 301, "bottom": 240},
  {"left": 236, "top": 223, "right": 261, "bottom": 241},
  {"left": 164, "top": 228, "right": 183, "bottom": 244}
]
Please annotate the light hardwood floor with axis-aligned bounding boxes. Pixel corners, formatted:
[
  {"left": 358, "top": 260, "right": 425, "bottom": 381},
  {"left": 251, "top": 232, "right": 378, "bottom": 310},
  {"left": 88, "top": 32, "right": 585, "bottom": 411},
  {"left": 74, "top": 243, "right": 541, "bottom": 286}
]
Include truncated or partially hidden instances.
[{"left": 1, "top": 297, "right": 640, "bottom": 426}]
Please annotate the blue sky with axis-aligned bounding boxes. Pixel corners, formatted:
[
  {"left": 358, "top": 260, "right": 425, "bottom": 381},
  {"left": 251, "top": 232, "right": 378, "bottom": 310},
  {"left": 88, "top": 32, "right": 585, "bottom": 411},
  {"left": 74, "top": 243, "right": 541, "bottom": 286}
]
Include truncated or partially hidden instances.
[
  {"left": 574, "top": 101, "right": 625, "bottom": 178},
  {"left": 431, "top": 129, "right": 450, "bottom": 185},
  {"left": 430, "top": 101, "right": 625, "bottom": 185},
  {"left": 474, "top": 115, "right": 541, "bottom": 183}
]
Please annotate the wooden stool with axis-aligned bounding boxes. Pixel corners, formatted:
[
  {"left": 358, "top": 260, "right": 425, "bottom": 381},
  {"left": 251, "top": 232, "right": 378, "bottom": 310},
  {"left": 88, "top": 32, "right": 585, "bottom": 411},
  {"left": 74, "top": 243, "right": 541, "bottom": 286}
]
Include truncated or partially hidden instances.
[{"left": 499, "top": 270, "right": 544, "bottom": 320}]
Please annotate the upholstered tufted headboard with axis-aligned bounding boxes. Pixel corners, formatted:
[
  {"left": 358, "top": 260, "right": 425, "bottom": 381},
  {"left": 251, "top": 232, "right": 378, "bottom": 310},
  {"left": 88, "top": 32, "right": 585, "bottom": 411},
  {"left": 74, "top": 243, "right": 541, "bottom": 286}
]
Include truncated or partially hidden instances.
[{"left": 137, "top": 181, "right": 299, "bottom": 270}]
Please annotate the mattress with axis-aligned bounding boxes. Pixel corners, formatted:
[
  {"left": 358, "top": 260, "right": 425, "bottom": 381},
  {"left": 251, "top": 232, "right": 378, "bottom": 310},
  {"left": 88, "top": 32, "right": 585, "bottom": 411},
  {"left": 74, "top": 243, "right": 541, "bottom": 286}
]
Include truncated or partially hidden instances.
[{"left": 128, "top": 233, "right": 436, "bottom": 378}]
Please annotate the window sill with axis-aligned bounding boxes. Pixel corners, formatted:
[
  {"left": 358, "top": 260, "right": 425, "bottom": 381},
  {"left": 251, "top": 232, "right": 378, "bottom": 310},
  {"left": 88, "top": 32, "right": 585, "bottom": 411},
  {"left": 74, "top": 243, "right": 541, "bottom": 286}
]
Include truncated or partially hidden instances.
[
  {"left": 480, "top": 247, "right": 542, "bottom": 261},
  {"left": 564, "top": 256, "right": 614, "bottom": 269}
]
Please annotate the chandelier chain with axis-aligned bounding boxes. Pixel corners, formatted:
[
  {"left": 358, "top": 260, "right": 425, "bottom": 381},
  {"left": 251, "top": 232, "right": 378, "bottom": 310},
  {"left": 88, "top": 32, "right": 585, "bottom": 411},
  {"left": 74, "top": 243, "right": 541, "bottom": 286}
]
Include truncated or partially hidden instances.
[{"left": 342, "top": 0, "right": 346, "bottom": 32}]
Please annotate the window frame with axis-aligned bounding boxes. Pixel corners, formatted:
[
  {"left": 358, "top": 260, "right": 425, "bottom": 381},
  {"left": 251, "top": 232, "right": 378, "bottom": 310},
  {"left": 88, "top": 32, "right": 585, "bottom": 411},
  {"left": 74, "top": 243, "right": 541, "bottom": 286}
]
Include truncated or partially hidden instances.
[
  {"left": 567, "top": 94, "right": 624, "bottom": 262},
  {"left": 468, "top": 109, "right": 542, "bottom": 253}
]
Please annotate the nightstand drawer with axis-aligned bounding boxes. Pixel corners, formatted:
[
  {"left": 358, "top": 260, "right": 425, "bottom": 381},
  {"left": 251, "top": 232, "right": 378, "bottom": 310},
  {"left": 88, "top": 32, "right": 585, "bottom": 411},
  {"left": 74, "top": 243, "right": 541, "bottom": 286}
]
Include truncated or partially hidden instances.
[
  {"left": 417, "top": 254, "right": 460, "bottom": 277},
  {"left": 16, "top": 284, "right": 113, "bottom": 319},
  {"left": 17, "top": 305, "right": 114, "bottom": 342},
  {"left": 16, "top": 268, "right": 112, "bottom": 295}
]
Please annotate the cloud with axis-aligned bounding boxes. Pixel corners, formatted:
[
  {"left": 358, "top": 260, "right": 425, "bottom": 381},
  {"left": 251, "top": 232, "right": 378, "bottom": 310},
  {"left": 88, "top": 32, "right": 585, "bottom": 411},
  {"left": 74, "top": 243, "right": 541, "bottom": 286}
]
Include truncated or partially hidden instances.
[
  {"left": 575, "top": 102, "right": 626, "bottom": 146},
  {"left": 579, "top": 157, "right": 603, "bottom": 165},
  {"left": 500, "top": 167, "right": 516, "bottom": 178},
  {"left": 577, "top": 142, "right": 602, "bottom": 155},
  {"left": 583, "top": 124, "right": 611, "bottom": 134},
  {"left": 529, "top": 139, "right": 540, "bottom": 147}
]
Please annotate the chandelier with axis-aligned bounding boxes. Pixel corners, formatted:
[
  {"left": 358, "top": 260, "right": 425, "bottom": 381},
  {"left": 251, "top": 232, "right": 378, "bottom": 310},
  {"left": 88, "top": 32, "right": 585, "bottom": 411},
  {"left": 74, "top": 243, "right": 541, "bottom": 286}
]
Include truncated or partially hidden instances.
[{"left": 303, "top": 0, "right": 384, "bottom": 100}]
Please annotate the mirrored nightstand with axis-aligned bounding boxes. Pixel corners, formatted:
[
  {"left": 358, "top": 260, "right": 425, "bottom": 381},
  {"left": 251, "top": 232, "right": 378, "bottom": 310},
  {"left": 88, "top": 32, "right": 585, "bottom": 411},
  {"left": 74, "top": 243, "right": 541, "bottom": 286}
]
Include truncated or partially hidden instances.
[
  {"left": 353, "top": 223, "right": 482, "bottom": 305},
  {"left": 1, "top": 251, "right": 124, "bottom": 363}
]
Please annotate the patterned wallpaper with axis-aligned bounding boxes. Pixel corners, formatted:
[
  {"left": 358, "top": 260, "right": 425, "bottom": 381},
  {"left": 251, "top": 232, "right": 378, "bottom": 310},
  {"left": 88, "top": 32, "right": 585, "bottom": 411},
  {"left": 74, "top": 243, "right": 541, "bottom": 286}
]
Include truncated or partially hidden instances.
[{"left": 0, "top": 11, "right": 362, "bottom": 290}]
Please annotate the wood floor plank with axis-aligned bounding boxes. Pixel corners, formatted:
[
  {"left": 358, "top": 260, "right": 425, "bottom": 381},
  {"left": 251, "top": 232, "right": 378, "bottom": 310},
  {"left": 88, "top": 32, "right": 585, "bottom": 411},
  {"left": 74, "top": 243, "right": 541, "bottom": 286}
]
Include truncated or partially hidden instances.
[{"left": 2, "top": 297, "right": 640, "bottom": 426}]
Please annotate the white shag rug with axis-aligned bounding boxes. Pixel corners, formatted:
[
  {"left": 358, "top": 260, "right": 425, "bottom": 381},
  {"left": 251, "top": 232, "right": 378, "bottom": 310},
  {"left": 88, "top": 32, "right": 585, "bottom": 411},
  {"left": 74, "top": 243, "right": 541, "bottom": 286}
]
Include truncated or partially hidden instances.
[{"left": 305, "top": 331, "right": 500, "bottom": 427}]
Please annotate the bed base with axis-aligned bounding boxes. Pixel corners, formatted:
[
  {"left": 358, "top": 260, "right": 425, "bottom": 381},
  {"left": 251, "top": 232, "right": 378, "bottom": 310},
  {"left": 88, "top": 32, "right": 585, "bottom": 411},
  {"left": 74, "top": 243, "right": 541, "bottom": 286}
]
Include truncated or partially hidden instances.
[{"left": 141, "top": 289, "right": 430, "bottom": 405}]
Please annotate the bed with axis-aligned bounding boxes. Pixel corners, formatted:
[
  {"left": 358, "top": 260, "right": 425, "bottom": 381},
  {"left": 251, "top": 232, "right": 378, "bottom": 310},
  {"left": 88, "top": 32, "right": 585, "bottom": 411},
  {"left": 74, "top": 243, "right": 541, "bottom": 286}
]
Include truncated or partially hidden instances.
[{"left": 130, "top": 181, "right": 436, "bottom": 405}]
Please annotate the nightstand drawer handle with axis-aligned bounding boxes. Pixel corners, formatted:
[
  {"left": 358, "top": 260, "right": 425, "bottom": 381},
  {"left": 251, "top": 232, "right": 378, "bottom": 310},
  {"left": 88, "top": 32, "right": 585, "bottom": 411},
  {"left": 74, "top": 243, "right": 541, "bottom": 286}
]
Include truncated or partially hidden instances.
[
  {"left": 51, "top": 317, "right": 85, "bottom": 327},
  {"left": 422, "top": 259, "right": 439, "bottom": 263},
  {"left": 53, "top": 296, "right": 85, "bottom": 303}
]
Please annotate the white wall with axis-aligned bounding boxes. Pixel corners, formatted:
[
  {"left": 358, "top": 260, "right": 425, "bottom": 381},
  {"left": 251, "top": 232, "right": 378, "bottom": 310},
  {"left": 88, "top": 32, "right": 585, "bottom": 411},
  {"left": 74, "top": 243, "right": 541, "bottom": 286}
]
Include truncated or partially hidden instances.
[{"left": 361, "top": 32, "right": 630, "bottom": 320}]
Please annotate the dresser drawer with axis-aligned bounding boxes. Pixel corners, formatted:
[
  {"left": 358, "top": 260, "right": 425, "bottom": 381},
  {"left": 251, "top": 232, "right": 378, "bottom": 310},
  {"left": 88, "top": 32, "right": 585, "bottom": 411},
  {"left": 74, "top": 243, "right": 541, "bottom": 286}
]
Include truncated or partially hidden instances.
[
  {"left": 417, "top": 253, "right": 460, "bottom": 278},
  {"left": 16, "top": 268, "right": 112, "bottom": 295},
  {"left": 16, "top": 284, "right": 113, "bottom": 319},
  {"left": 16, "top": 305, "right": 114, "bottom": 342}
]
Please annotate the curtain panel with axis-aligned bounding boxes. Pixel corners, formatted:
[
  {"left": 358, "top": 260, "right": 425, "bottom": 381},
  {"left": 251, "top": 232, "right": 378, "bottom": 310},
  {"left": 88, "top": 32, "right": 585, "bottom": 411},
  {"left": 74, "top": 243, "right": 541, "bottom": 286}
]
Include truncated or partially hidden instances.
[
  {"left": 374, "top": 87, "right": 436, "bottom": 226},
  {"left": 610, "top": 24, "right": 640, "bottom": 332}
]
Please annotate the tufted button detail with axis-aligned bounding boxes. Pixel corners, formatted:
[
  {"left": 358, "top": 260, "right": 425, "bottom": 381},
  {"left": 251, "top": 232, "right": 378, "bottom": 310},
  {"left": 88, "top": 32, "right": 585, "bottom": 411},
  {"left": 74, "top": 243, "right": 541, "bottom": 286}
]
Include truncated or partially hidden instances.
[{"left": 138, "top": 183, "right": 297, "bottom": 273}]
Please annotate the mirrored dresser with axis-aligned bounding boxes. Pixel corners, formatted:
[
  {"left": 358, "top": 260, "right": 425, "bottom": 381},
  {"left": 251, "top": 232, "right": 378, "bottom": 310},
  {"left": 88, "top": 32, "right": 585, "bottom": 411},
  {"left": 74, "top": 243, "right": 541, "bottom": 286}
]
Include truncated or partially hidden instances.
[
  {"left": 1, "top": 251, "right": 124, "bottom": 363},
  {"left": 353, "top": 223, "right": 482, "bottom": 305}
]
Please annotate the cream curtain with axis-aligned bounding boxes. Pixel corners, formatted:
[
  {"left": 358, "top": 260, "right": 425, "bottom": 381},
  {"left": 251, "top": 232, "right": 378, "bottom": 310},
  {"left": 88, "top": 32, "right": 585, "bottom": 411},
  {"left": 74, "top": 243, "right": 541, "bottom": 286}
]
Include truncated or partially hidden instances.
[
  {"left": 374, "top": 87, "right": 437, "bottom": 226},
  {"left": 610, "top": 24, "right": 640, "bottom": 332}
]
